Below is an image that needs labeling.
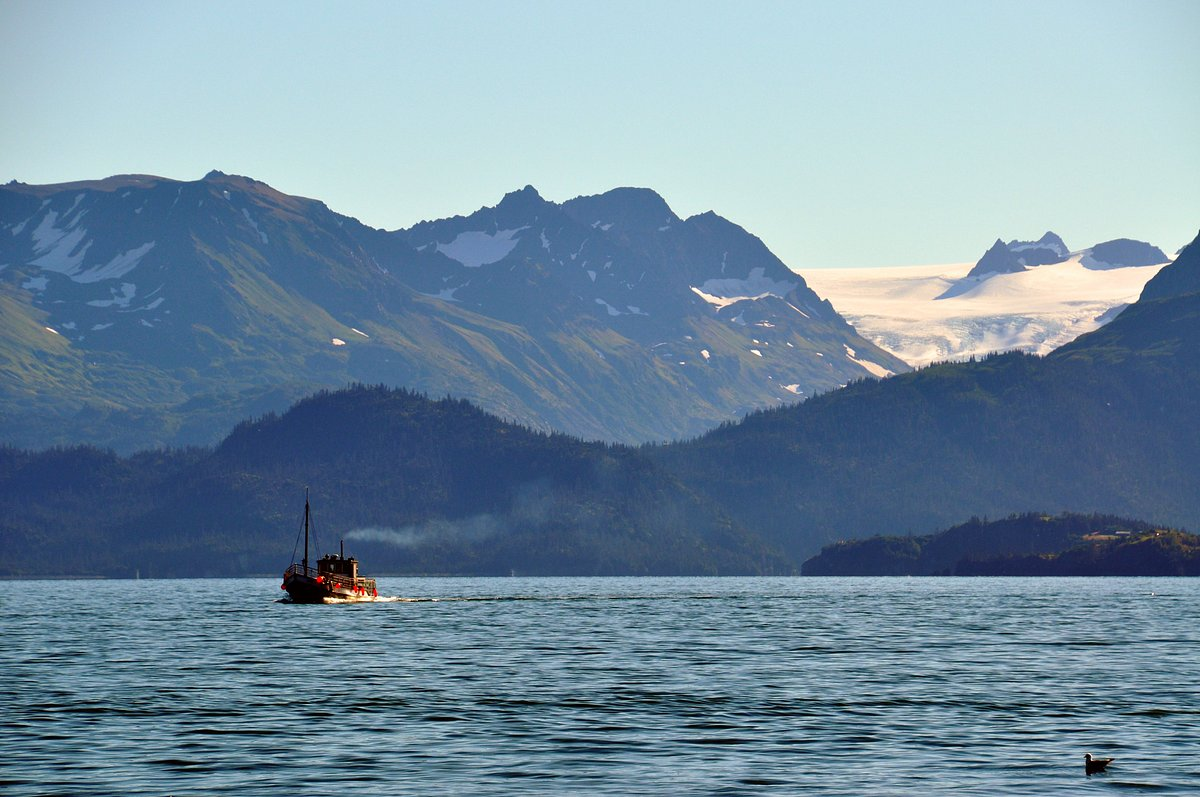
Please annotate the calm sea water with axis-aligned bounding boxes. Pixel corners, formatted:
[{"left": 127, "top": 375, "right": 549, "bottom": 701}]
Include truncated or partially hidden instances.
[{"left": 3, "top": 577, "right": 1199, "bottom": 795}]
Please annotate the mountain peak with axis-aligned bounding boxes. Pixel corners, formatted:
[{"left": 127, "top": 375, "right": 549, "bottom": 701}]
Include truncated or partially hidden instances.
[
  {"left": 1036, "top": 231, "right": 1068, "bottom": 250},
  {"left": 504, "top": 184, "right": 542, "bottom": 201},
  {"left": 493, "top": 184, "right": 548, "bottom": 215},
  {"left": 201, "top": 170, "right": 266, "bottom": 190},
  {"left": 1004, "top": 231, "right": 1070, "bottom": 265},
  {"left": 1083, "top": 238, "right": 1169, "bottom": 271},
  {"left": 966, "top": 238, "right": 1025, "bottom": 278},
  {"left": 560, "top": 187, "right": 679, "bottom": 233}
]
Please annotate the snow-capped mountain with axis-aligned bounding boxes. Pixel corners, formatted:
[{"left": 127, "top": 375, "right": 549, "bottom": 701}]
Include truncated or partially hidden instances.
[
  {"left": 942, "top": 232, "right": 1168, "bottom": 300},
  {"left": 1006, "top": 231, "right": 1070, "bottom": 266},
  {"left": 963, "top": 239, "right": 1028, "bottom": 279},
  {"left": 0, "top": 172, "right": 906, "bottom": 451},
  {"left": 803, "top": 237, "right": 1171, "bottom": 367},
  {"left": 944, "top": 232, "right": 1075, "bottom": 298}
]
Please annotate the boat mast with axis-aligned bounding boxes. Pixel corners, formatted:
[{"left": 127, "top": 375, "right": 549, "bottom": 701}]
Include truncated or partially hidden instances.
[{"left": 303, "top": 487, "right": 310, "bottom": 573}]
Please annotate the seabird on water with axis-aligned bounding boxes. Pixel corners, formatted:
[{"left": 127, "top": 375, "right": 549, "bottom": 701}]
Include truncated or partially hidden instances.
[{"left": 1084, "top": 753, "right": 1113, "bottom": 775}]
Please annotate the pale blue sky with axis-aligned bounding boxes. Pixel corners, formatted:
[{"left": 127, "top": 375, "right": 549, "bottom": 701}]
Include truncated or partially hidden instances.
[{"left": 2, "top": 0, "right": 1197, "bottom": 268}]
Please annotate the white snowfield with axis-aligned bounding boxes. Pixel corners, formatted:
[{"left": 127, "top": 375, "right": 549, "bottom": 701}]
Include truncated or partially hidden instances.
[
  {"left": 27, "top": 202, "right": 157, "bottom": 284},
  {"left": 801, "top": 255, "right": 1168, "bottom": 367},
  {"left": 690, "top": 267, "right": 797, "bottom": 310},
  {"left": 436, "top": 227, "right": 526, "bottom": 268}
]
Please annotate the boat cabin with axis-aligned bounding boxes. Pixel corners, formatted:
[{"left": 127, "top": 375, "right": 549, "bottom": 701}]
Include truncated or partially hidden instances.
[{"left": 318, "top": 545, "right": 359, "bottom": 581}]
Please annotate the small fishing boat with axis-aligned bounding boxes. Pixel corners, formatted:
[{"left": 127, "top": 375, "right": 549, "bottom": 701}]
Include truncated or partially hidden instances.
[{"left": 281, "top": 490, "right": 378, "bottom": 603}]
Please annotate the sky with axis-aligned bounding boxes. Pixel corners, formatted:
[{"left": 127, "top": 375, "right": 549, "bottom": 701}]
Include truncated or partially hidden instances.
[{"left": 1, "top": 0, "right": 1197, "bottom": 269}]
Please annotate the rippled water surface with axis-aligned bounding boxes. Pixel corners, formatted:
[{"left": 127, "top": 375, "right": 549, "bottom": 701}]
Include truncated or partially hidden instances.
[{"left": 4, "top": 577, "right": 1200, "bottom": 795}]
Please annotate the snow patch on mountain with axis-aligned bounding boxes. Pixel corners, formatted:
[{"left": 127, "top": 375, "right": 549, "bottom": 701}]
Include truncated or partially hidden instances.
[
  {"left": 424, "top": 287, "right": 462, "bottom": 302},
  {"left": 595, "top": 298, "right": 621, "bottom": 316},
  {"left": 596, "top": 297, "right": 649, "bottom": 317},
  {"left": 1006, "top": 232, "right": 1070, "bottom": 265},
  {"left": 843, "top": 344, "right": 894, "bottom": 378},
  {"left": 691, "top": 267, "right": 796, "bottom": 311},
  {"left": 27, "top": 207, "right": 157, "bottom": 283},
  {"left": 437, "top": 227, "right": 526, "bottom": 268},
  {"left": 76, "top": 242, "right": 157, "bottom": 284},
  {"left": 87, "top": 282, "right": 137, "bottom": 309},
  {"left": 803, "top": 255, "right": 1169, "bottom": 367},
  {"left": 242, "top": 208, "right": 269, "bottom": 244},
  {"left": 63, "top": 193, "right": 86, "bottom": 224},
  {"left": 30, "top": 211, "right": 91, "bottom": 273}
]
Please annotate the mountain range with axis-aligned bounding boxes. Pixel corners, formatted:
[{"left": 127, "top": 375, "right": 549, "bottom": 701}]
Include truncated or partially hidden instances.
[
  {"left": 804, "top": 231, "right": 1171, "bottom": 366},
  {"left": 954, "top": 231, "right": 1166, "bottom": 286},
  {"left": 0, "top": 172, "right": 905, "bottom": 452},
  {"left": 1, "top": 230, "right": 1197, "bottom": 577}
]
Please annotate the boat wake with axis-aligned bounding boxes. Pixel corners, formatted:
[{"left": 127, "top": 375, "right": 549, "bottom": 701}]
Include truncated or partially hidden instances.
[
  {"left": 324, "top": 595, "right": 432, "bottom": 604},
  {"left": 276, "top": 595, "right": 438, "bottom": 604},
  {"left": 279, "top": 593, "right": 730, "bottom": 605}
]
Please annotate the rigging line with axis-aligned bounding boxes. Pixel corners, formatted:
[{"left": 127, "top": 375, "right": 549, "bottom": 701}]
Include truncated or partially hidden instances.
[
  {"left": 289, "top": 505, "right": 304, "bottom": 567},
  {"left": 308, "top": 495, "right": 321, "bottom": 555},
  {"left": 287, "top": 490, "right": 324, "bottom": 568}
]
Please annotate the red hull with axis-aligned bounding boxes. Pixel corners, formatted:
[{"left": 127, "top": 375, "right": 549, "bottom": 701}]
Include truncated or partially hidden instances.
[{"left": 282, "top": 569, "right": 378, "bottom": 603}]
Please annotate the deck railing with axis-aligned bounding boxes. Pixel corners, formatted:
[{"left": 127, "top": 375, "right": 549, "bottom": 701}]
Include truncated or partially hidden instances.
[{"left": 285, "top": 562, "right": 376, "bottom": 592}]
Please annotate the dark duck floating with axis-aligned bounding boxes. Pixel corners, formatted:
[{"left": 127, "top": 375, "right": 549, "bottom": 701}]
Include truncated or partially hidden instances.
[
  {"left": 1084, "top": 753, "right": 1113, "bottom": 775},
  {"left": 281, "top": 490, "right": 378, "bottom": 603}
]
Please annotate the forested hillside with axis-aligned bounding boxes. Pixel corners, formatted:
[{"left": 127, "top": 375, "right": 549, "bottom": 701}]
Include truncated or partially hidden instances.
[
  {"left": 0, "top": 386, "right": 788, "bottom": 577},
  {"left": 800, "top": 512, "right": 1173, "bottom": 575},
  {"left": 958, "top": 529, "right": 1200, "bottom": 576}
]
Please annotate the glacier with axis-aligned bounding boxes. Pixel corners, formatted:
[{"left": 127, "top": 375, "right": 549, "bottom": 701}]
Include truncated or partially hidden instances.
[{"left": 802, "top": 255, "right": 1169, "bottom": 367}]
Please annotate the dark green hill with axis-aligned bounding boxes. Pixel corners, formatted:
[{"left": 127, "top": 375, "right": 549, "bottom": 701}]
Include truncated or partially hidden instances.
[
  {"left": 0, "top": 385, "right": 789, "bottom": 578},
  {"left": 801, "top": 512, "right": 1165, "bottom": 575},
  {"left": 1137, "top": 229, "right": 1200, "bottom": 302},
  {"left": 958, "top": 529, "right": 1200, "bottom": 576}
]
